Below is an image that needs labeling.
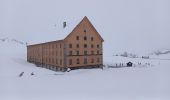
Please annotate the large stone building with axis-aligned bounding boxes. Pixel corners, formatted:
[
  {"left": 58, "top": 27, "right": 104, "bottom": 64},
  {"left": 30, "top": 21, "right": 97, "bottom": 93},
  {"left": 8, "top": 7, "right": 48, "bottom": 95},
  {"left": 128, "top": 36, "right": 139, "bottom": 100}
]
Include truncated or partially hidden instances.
[{"left": 27, "top": 16, "right": 104, "bottom": 71}]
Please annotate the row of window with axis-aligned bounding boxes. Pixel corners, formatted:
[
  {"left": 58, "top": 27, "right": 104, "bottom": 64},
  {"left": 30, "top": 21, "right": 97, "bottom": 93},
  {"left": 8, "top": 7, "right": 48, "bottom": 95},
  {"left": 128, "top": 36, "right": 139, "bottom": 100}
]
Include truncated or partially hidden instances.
[
  {"left": 29, "top": 57, "right": 100, "bottom": 66},
  {"left": 69, "top": 50, "right": 100, "bottom": 56},
  {"left": 69, "top": 58, "right": 100, "bottom": 65},
  {"left": 45, "top": 58, "right": 62, "bottom": 65},
  {"left": 44, "top": 50, "right": 62, "bottom": 56},
  {"left": 29, "top": 51, "right": 62, "bottom": 57},
  {"left": 29, "top": 44, "right": 100, "bottom": 53},
  {"left": 76, "top": 36, "right": 94, "bottom": 41},
  {"left": 29, "top": 50, "right": 101, "bottom": 57},
  {"left": 69, "top": 44, "right": 100, "bottom": 48},
  {"left": 42, "top": 44, "right": 62, "bottom": 49}
]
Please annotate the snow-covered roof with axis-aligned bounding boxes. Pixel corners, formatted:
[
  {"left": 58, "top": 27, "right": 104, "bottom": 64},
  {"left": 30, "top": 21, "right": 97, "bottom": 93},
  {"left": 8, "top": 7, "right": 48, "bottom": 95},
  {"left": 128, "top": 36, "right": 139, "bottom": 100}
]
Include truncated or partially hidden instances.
[{"left": 28, "top": 16, "right": 84, "bottom": 45}]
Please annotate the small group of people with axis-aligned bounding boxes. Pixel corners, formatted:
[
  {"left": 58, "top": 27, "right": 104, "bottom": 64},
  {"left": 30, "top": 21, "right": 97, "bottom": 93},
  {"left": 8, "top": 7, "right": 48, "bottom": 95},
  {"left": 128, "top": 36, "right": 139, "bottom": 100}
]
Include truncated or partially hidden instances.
[
  {"left": 137, "top": 62, "right": 151, "bottom": 66},
  {"left": 115, "top": 63, "right": 124, "bottom": 67},
  {"left": 19, "top": 72, "right": 34, "bottom": 77}
]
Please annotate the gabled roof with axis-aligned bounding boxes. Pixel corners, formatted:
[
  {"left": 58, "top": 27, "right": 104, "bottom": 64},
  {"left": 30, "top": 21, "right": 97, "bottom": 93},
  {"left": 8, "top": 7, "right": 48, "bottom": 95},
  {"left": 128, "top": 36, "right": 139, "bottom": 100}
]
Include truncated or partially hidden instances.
[
  {"left": 63, "top": 16, "right": 104, "bottom": 42},
  {"left": 28, "top": 16, "right": 103, "bottom": 46}
]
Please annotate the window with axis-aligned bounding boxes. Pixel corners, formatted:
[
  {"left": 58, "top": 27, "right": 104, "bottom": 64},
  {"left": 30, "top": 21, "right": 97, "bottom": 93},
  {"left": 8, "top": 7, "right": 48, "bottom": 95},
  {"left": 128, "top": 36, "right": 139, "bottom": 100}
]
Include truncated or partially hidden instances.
[
  {"left": 46, "top": 58, "right": 48, "bottom": 62},
  {"left": 97, "top": 50, "right": 100, "bottom": 54},
  {"left": 76, "top": 51, "right": 79, "bottom": 55},
  {"left": 52, "top": 51, "right": 54, "bottom": 56},
  {"left": 46, "top": 50, "right": 48, "bottom": 55},
  {"left": 76, "top": 58, "right": 80, "bottom": 64},
  {"left": 52, "top": 58, "right": 54, "bottom": 63},
  {"left": 97, "top": 44, "right": 99, "bottom": 48},
  {"left": 56, "top": 51, "right": 58, "bottom": 56},
  {"left": 69, "top": 44, "right": 72, "bottom": 48},
  {"left": 84, "top": 44, "right": 87, "bottom": 48},
  {"left": 60, "top": 44, "right": 62, "bottom": 48},
  {"left": 84, "top": 58, "right": 87, "bottom": 64},
  {"left": 56, "top": 59, "right": 58, "bottom": 64},
  {"left": 69, "top": 51, "right": 72, "bottom": 56},
  {"left": 91, "top": 58, "right": 94, "bottom": 63},
  {"left": 84, "top": 36, "right": 87, "bottom": 40},
  {"left": 84, "top": 51, "right": 87, "bottom": 55},
  {"left": 76, "top": 44, "right": 79, "bottom": 48},
  {"left": 91, "top": 51, "right": 94, "bottom": 55},
  {"left": 76, "top": 36, "right": 79, "bottom": 40},
  {"left": 49, "top": 58, "right": 51, "bottom": 63},
  {"left": 97, "top": 58, "right": 100, "bottom": 63},
  {"left": 84, "top": 29, "right": 86, "bottom": 33},
  {"left": 69, "top": 59, "right": 72, "bottom": 65},
  {"left": 91, "top": 44, "right": 94, "bottom": 48},
  {"left": 56, "top": 44, "right": 58, "bottom": 48},
  {"left": 60, "top": 59, "right": 62, "bottom": 65},
  {"left": 91, "top": 37, "right": 93, "bottom": 41},
  {"left": 60, "top": 51, "right": 62, "bottom": 56}
]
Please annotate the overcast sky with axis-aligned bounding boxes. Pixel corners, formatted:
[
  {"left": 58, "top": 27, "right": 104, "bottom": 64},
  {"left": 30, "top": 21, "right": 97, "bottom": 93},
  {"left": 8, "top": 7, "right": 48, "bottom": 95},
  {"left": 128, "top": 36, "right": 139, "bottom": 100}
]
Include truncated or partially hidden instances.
[{"left": 0, "top": 0, "right": 170, "bottom": 55}]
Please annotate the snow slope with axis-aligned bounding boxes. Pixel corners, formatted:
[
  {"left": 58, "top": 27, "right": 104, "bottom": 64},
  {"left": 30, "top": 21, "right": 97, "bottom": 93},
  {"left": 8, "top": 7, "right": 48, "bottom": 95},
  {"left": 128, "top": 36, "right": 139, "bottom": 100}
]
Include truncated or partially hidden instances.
[{"left": 0, "top": 39, "right": 170, "bottom": 100}]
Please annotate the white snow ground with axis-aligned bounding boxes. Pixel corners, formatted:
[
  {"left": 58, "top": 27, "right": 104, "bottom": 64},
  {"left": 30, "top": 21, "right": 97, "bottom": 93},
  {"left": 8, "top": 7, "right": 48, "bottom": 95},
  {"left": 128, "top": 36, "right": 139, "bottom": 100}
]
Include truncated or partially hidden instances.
[{"left": 0, "top": 39, "right": 170, "bottom": 100}]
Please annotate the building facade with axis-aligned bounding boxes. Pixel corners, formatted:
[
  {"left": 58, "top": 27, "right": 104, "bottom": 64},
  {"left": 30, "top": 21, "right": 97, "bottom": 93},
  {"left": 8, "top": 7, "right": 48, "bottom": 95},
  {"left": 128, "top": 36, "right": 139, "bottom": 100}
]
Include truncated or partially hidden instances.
[{"left": 27, "top": 16, "right": 104, "bottom": 71}]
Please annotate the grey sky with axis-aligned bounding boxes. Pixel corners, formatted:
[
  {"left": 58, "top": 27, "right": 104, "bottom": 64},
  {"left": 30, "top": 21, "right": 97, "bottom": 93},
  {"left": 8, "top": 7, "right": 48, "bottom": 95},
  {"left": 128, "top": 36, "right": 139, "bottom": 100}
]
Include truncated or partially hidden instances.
[{"left": 0, "top": 0, "right": 170, "bottom": 55}]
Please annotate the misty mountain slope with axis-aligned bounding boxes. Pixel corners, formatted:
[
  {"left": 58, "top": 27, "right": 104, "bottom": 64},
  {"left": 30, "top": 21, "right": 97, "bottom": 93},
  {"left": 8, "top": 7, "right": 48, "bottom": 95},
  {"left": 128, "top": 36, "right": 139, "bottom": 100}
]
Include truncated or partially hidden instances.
[
  {"left": 0, "top": 38, "right": 54, "bottom": 77},
  {"left": 1, "top": 0, "right": 170, "bottom": 56},
  {"left": 148, "top": 49, "right": 170, "bottom": 59},
  {"left": 0, "top": 38, "right": 170, "bottom": 100},
  {"left": 154, "top": 49, "right": 170, "bottom": 55}
]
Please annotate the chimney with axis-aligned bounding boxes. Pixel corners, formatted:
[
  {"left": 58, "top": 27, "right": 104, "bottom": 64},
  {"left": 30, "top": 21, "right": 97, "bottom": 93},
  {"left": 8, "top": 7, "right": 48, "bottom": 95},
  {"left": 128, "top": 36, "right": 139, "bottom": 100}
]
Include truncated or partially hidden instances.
[{"left": 63, "top": 21, "right": 66, "bottom": 28}]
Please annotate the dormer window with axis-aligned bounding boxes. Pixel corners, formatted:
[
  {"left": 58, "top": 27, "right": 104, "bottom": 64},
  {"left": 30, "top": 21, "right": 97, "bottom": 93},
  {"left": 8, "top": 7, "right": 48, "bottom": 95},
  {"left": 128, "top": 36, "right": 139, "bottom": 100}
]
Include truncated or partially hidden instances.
[{"left": 63, "top": 22, "right": 66, "bottom": 28}]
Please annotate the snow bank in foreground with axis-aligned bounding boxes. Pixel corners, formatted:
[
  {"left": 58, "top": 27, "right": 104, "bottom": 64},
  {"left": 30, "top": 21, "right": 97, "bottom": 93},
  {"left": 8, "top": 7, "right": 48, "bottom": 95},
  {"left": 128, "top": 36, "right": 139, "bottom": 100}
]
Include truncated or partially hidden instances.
[{"left": 0, "top": 39, "right": 170, "bottom": 100}]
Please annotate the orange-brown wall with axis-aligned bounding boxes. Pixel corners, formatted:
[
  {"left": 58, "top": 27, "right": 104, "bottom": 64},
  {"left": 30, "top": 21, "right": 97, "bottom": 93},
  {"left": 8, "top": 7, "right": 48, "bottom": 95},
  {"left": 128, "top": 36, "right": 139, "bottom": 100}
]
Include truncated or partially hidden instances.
[
  {"left": 41, "top": 41, "right": 64, "bottom": 67},
  {"left": 64, "top": 17, "right": 103, "bottom": 68},
  {"left": 27, "top": 44, "right": 43, "bottom": 63},
  {"left": 27, "top": 41, "right": 64, "bottom": 68}
]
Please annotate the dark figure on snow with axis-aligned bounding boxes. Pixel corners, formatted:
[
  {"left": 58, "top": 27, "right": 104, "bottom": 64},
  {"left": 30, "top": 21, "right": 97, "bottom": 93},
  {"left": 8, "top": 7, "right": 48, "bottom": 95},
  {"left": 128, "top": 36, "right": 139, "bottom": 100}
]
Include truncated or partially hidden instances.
[
  {"left": 101, "top": 66, "right": 104, "bottom": 70},
  {"left": 31, "top": 72, "right": 34, "bottom": 76},
  {"left": 19, "top": 72, "right": 24, "bottom": 77}
]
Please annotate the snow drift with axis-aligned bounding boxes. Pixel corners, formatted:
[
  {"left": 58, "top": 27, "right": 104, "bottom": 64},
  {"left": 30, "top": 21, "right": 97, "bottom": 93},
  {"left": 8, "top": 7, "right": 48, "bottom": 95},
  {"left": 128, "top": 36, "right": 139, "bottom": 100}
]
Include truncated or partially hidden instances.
[{"left": 0, "top": 38, "right": 170, "bottom": 100}]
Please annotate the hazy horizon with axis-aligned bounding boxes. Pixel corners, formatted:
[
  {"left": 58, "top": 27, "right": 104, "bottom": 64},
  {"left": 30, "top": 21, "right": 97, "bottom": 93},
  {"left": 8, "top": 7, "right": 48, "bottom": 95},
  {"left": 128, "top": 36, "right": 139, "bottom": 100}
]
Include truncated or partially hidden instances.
[{"left": 1, "top": 0, "right": 170, "bottom": 55}]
